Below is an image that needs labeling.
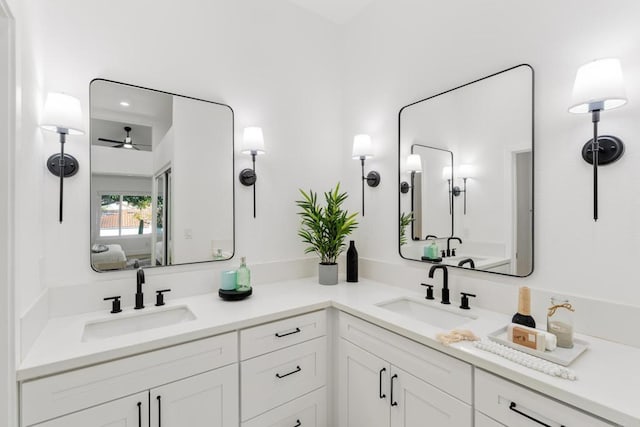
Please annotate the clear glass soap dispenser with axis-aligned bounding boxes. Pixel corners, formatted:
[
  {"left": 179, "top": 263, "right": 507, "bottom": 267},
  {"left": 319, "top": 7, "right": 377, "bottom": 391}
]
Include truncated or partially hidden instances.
[{"left": 236, "top": 256, "right": 251, "bottom": 292}]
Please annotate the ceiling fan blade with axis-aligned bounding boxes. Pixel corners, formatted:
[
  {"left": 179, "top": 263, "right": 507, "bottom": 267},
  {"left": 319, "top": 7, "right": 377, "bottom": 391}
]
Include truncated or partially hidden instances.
[
  {"left": 132, "top": 146, "right": 140, "bottom": 150},
  {"left": 132, "top": 143, "right": 152, "bottom": 147},
  {"left": 98, "top": 138, "right": 124, "bottom": 144}
]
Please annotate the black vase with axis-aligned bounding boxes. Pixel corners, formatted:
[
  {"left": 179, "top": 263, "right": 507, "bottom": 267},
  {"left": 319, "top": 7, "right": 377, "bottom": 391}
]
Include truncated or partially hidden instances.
[{"left": 346, "top": 240, "right": 358, "bottom": 282}]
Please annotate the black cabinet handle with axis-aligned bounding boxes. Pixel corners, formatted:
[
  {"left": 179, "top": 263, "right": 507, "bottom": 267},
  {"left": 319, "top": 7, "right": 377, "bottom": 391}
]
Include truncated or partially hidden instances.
[
  {"left": 509, "top": 402, "right": 563, "bottom": 427},
  {"left": 293, "top": 420, "right": 301, "bottom": 427},
  {"left": 275, "top": 327, "right": 301, "bottom": 338},
  {"left": 157, "top": 395, "right": 162, "bottom": 427},
  {"left": 379, "top": 368, "right": 386, "bottom": 399},
  {"left": 137, "top": 402, "right": 142, "bottom": 427},
  {"left": 390, "top": 374, "right": 398, "bottom": 407},
  {"left": 276, "top": 365, "right": 301, "bottom": 379}
]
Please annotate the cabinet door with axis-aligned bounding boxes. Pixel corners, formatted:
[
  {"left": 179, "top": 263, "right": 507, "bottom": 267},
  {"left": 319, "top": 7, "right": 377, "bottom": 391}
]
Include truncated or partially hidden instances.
[
  {"left": 338, "top": 339, "right": 389, "bottom": 427},
  {"left": 150, "top": 364, "right": 238, "bottom": 427},
  {"left": 389, "top": 366, "right": 472, "bottom": 427},
  {"left": 34, "top": 391, "right": 148, "bottom": 427},
  {"left": 475, "top": 411, "right": 505, "bottom": 427}
]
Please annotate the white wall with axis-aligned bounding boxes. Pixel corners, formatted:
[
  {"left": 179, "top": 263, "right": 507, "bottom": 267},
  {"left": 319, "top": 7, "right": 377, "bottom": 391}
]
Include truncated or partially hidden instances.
[
  {"left": 171, "top": 96, "right": 233, "bottom": 263},
  {"left": 342, "top": 0, "right": 640, "bottom": 307},
  {"left": 15, "top": 0, "right": 343, "bottom": 303}
]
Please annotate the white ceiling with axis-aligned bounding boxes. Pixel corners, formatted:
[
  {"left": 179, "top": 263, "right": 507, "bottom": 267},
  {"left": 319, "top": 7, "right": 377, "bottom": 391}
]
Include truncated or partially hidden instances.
[{"left": 286, "top": 0, "right": 374, "bottom": 24}]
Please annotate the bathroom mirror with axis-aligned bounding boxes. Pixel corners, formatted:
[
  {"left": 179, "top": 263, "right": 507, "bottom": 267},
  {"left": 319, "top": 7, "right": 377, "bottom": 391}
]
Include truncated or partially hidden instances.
[
  {"left": 90, "top": 79, "right": 234, "bottom": 271},
  {"left": 399, "top": 64, "right": 533, "bottom": 277},
  {"left": 409, "top": 145, "right": 453, "bottom": 241}
]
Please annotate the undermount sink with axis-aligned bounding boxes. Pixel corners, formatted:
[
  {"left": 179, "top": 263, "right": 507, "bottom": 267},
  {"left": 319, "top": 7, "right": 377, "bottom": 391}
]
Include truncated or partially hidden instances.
[
  {"left": 376, "top": 297, "right": 476, "bottom": 330},
  {"left": 82, "top": 305, "right": 196, "bottom": 342}
]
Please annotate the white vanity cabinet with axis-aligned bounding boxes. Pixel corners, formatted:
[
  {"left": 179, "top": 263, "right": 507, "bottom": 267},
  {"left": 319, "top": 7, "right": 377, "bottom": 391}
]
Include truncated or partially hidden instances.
[
  {"left": 34, "top": 392, "right": 149, "bottom": 427},
  {"left": 21, "top": 332, "right": 238, "bottom": 427},
  {"left": 240, "top": 310, "right": 328, "bottom": 426},
  {"left": 475, "top": 369, "right": 616, "bottom": 426},
  {"left": 338, "top": 312, "right": 473, "bottom": 427}
]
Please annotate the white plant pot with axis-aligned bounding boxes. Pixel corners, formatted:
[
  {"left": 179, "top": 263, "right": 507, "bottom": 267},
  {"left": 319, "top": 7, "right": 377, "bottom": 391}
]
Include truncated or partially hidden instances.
[{"left": 318, "top": 263, "right": 338, "bottom": 285}]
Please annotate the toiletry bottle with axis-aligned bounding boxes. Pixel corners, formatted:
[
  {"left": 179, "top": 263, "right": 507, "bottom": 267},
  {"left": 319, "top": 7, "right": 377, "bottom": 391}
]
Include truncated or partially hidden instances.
[
  {"left": 346, "top": 240, "right": 358, "bottom": 282},
  {"left": 428, "top": 241, "right": 438, "bottom": 259},
  {"left": 547, "top": 297, "right": 575, "bottom": 348},
  {"left": 236, "top": 257, "right": 251, "bottom": 291}
]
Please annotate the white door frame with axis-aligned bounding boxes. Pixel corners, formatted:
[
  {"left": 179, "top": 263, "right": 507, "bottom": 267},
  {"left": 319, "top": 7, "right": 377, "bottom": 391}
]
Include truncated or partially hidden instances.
[{"left": 0, "top": 0, "right": 16, "bottom": 425}]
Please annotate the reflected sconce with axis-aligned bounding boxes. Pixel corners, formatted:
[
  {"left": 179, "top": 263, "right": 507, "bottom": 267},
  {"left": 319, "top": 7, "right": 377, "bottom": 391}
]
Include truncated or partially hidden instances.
[
  {"left": 400, "top": 154, "right": 422, "bottom": 193},
  {"left": 569, "top": 58, "right": 627, "bottom": 221},
  {"left": 352, "top": 134, "right": 381, "bottom": 216},
  {"left": 239, "top": 126, "right": 265, "bottom": 218},
  {"left": 40, "top": 93, "right": 85, "bottom": 223},
  {"left": 443, "top": 165, "right": 473, "bottom": 215}
]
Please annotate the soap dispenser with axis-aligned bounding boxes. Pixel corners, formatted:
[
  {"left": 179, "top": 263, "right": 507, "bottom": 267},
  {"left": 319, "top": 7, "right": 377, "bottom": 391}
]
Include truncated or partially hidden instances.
[{"left": 236, "top": 257, "right": 251, "bottom": 292}]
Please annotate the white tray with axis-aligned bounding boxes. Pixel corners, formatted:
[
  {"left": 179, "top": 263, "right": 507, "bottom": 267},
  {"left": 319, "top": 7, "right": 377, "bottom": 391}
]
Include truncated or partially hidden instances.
[{"left": 487, "top": 326, "right": 588, "bottom": 366}]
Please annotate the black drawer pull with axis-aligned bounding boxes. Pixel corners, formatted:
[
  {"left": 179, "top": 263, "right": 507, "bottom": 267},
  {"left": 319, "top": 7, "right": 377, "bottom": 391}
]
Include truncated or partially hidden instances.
[
  {"left": 379, "top": 368, "right": 386, "bottom": 399},
  {"left": 276, "top": 365, "right": 301, "bottom": 379},
  {"left": 275, "top": 327, "right": 301, "bottom": 338},
  {"left": 137, "top": 402, "right": 142, "bottom": 427},
  {"left": 293, "top": 420, "right": 301, "bottom": 427},
  {"left": 509, "top": 402, "right": 564, "bottom": 427},
  {"left": 390, "top": 374, "right": 398, "bottom": 407},
  {"left": 157, "top": 395, "right": 162, "bottom": 427}
]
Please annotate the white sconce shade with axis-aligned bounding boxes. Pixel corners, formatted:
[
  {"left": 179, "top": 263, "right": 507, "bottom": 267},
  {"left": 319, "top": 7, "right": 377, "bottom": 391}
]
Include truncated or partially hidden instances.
[
  {"left": 406, "top": 154, "right": 422, "bottom": 173},
  {"left": 352, "top": 134, "right": 373, "bottom": 159},
  {"left": 40, "top": 93, "right": 84, "bottom": 135},
  {"left": 458, "top": 164, "right": 475, "bottom": 178},
  {"left": 442, "top": 166, "right": 452, "bottom": 181},
  {"left": 241, "top": 126, "right": 265, "bottom": 154},
  {"left": 569, "top": 58, "right": 627, "bottom": 114}
]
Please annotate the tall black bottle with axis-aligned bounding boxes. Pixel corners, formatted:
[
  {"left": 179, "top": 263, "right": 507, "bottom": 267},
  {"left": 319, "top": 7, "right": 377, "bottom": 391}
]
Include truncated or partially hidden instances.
[{"left": 346, "top": 240, "right": 358, "bottom": 282}]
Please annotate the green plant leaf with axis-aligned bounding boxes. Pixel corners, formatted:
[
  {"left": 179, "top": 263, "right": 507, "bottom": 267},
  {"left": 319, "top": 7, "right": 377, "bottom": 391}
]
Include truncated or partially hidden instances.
[{"left": 295, "top": 183, "right": 358, "bottom": 263}]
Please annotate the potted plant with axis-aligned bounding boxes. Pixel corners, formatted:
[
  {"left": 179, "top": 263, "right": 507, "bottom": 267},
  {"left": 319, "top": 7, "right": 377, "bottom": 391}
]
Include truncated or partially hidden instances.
[{"left": 296, "top": 183, "right": 358, "bottom": 285}]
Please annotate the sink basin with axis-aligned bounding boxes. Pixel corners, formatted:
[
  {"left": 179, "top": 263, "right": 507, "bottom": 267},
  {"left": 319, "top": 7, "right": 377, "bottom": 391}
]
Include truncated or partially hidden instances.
[
  {"left": 82, "top": 305, "right": 196, "bottom": 342},
  {"left": 376, "top": 297, "right": 476, "bottom": 330}
]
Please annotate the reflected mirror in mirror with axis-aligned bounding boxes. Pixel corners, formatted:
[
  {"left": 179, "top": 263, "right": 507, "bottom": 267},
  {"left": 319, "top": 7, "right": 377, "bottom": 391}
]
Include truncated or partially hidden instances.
[
  {"left": 399, "top": 64, "right": 533, "bottom": 277},
  {"left": 90, "top": 79, "right": 234, "bottom": 271}
]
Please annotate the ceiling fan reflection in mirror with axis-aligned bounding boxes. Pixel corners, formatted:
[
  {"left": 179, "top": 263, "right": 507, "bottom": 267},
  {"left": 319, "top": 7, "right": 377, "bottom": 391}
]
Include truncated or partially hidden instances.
[{"left": 98, "top": 126, "right": 151, "bottom": 150}]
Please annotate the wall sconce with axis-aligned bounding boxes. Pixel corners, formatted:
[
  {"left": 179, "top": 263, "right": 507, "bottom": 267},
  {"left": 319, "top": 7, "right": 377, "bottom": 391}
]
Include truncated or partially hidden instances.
[
  {"left": 239, "top": 126, "right": 265, "bottom": 218},
  {"left": 400, "top": 154, "right": 422, "bottom": 193},
  {"left": 352, "top": 134, "right": 380, "bottom": 216},
  {"left": 569, "top": 58, "right": 627, "bottom": 221},
  {"left": 40, "top": 93, "right": 84, "bottom": 223},
  {"left": 442, "top": 165, "right": 474, "bottom": 215}
]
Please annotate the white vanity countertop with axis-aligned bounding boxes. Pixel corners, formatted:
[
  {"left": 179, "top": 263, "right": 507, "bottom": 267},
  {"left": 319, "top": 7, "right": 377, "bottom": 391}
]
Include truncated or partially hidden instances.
[{"left": 18, "top": 278, "right": 640, "bottom": 426}]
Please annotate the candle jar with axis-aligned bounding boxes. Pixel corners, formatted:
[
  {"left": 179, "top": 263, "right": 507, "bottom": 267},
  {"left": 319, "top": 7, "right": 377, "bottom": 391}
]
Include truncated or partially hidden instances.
[{"left": 547, "top": 297, "right": 575, "bottom": 349}]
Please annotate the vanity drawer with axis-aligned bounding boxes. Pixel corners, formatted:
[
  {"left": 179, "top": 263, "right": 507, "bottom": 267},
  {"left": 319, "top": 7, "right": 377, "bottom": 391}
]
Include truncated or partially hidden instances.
[
  {"left": 21, "top": 332, "right": 237, "bottom": 426},
  {"left": 241, "top": 336, "right": 327, "bottom": 421},
  {"left": 475, "top": 369, "right": 615, "bottom": 427},
  {"left": 242, "top": 387, "right": 326, "bottom": 427},
  {"left": 339, "top": 312, "right": 472, "bottom": 403},
  {"left": 241, "top": 310, "right": 326, "bottom": 360}
]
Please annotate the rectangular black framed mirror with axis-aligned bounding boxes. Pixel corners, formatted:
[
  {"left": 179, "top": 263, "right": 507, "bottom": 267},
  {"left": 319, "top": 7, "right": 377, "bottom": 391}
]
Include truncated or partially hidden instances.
[
  {"left": 90, "top": 79, "right": 235, "bottom": 271},
  {"left": 399, "top": 64, "right": 534, "bottom": 277}
]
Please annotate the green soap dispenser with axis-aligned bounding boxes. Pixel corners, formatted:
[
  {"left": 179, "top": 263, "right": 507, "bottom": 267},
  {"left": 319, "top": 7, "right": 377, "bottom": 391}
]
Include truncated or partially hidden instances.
[
  {"left": 236, "top": 257, "right": 251, "bottom": 292},
  {"left": 426, "top": 241, "right": 439, "bottom": 259}
]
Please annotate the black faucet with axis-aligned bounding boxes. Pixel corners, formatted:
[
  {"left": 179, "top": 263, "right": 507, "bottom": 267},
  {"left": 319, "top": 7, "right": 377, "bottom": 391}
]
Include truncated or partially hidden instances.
[
  {"left": 446, "top": 237, "right": 462, "bottom": 257},
  {"left": 457, "top": 258, "right": 475, "bottom": 269},
  {"left": 135, "top": 268, "right": 145, "bottom": 310},
  {"left": 428, "top": 264, "right": 450, "bottom": 304}
]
